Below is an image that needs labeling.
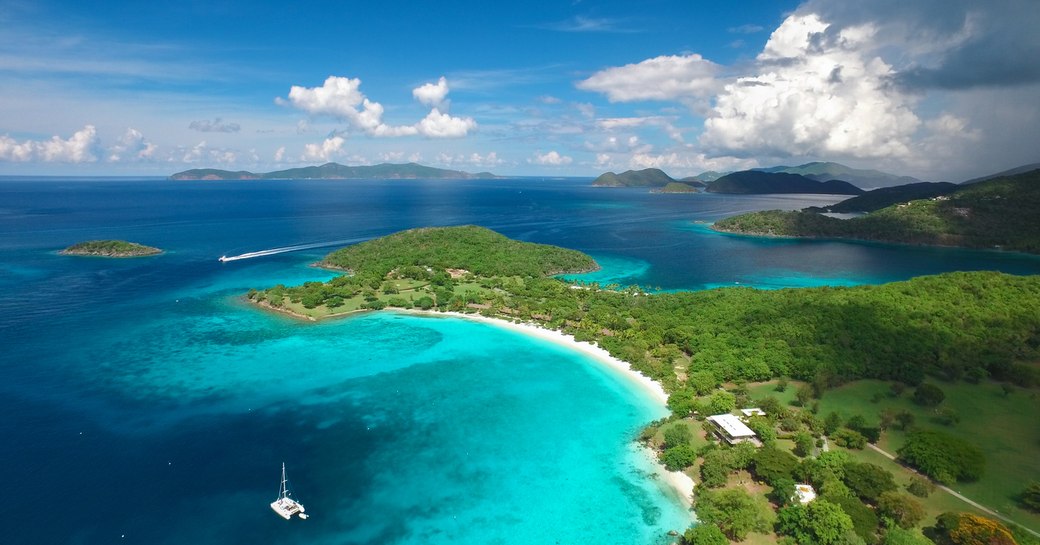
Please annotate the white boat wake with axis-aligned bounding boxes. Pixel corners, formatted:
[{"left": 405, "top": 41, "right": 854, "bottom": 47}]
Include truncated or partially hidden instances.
[{"left": 219, "top": 238, "right": 364, "bottom": 262}]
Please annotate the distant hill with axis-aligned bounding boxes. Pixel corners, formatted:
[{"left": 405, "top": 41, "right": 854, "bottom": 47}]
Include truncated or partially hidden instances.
[
  {"left": 808, "top": 182, "right": 959, "bottom": 213},
  {"left": 707, "top": 171, "right": 864, "bottom": 195},
  {"left": 170, "top": 162, "right": 497, "bottom": 180},
  {"left": 961, "top": 162, "right": 1040, "bottom": 185},
  {"left": 592, "top": 168, "right": 676, "bottom": 187},
  {"left": 713, "top": 168, "right": 1040, "bottom": 254},
  {"left": 683, "top": 171, "right": 726, "bottom": 183},
  {"left": 756, "top": 161, "right": 920, "bottom": 188},
  {"left": 652, "top": 182, "right": 699, "bottom": 194}
]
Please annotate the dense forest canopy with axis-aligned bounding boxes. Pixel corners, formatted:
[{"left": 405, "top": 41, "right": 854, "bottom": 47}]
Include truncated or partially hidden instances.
[{"left": 253, "top": 226, "right": 1040, "bottom": 395}]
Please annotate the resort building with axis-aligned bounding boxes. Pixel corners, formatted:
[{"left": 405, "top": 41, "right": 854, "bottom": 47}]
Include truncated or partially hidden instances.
[
  {"left": 706, "top": 413, "right": 759, "bottom": 445},
  {"left": 741, "top": 408, "right": 766, "bottom": 418}
]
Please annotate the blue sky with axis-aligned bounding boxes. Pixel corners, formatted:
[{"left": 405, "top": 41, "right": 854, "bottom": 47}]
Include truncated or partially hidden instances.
[{"left": 1, "top": 0, "right": 1038, "bottom": 180}]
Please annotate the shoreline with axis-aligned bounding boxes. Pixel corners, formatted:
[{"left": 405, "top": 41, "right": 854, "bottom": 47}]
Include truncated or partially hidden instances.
[{"left": 395, "top": 308, "right": 695, "bottom": 510}]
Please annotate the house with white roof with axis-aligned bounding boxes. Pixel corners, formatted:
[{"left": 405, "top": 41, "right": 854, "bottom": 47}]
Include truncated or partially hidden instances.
[{"left": 706, "top": 413, "right": 760, "bottom": 446}]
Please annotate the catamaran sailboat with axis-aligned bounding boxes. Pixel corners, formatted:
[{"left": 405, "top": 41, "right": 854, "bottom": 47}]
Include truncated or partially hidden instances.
[{"left": 271, "top": 463, "right": 308, "bottom": 520}]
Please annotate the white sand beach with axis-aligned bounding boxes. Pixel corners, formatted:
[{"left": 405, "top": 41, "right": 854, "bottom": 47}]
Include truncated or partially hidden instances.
[{"left": 401, "top": 309, "right": 696, "bottom": 509}]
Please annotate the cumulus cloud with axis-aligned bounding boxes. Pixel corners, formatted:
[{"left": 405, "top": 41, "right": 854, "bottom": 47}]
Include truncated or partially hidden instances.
[
  {"left": 189, "top": 118, "right": 241, "bottom": 133},
  {"left": 412, "top": 77, "right": 449, "bottom": 108},
  {"left": 302, "top": 136, "right": 346, "bottom": 162},
  {"left": 178, "top": 141, "right": 239, "bottom": 165},
  {"left": 0, "top": 125, "right": 100, "bottom": 163},
  {"left": 530, "top": 150, "right": 573, "bottom": 166},
  {"left": 700, "top": 13, "right": 920, "bottom": 160},
  {"left": 107, "top": 128, "right": 156, "bottom": 161},
  {"left": 281, "top": 75, "right": 476, "bottom": 138},
  {"left": 436, "top": 151, "right": 503, "bottom": 168},
  {"left": 416, "top": 108, "right": 477, "bottom": 138},
  {"left": 577, "top": 54, "right": 720, "bottom": 102},
  {"left": 799, "top": 0, "right": 1040, "bottom": 90}
]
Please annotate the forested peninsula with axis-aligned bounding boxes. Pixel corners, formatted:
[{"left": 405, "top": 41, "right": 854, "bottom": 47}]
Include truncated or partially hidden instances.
[
  {"left": 248, "top": 225, "right": 1040, "bottom": 543},
  {"left": 249, "top": 226, "right": 1040, "bottom": 391},
  {"left": 713, "top": 169, "right": 1040, "bottom": 254},
  {"left": 60, "top": 240, "right": 162, "bottom": 257}
]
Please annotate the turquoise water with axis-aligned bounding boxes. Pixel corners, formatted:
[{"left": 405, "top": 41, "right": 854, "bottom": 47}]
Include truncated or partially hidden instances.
[{"left": 4, "top": 177, "right": 1040, "bottom": 544}]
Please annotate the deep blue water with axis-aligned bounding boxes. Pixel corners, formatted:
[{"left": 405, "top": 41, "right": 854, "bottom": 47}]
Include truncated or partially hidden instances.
[{"left": 3, "top": 177, "right": 1039, "bottom": 545}]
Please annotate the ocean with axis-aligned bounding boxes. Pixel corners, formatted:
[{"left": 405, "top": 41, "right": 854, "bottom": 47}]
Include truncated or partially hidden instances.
[{"left": 3, "top": 177, "right": 1039, "bottom": 545}]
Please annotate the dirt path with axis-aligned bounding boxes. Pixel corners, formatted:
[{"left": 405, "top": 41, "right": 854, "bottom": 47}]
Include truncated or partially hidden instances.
[{"left": 865, "top": 443, "right": 1039, "bottom": 538}]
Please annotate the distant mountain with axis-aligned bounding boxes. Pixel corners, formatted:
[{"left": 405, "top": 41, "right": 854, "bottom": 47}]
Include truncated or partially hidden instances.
[
  {"left": 683, "top": 171, "right": 726, "bottom": 183},
  {"left": 755, "top": 162, "right": 920, "bottom": 189},
  {"left": 170, "top": 162, "right": 497, "bottom": 180},
  {"left": 808, "top": 182, "right": 959, "bottom": 213},
  {"left": 591, "top": 168, "right": 676, "bottom": 187},
  {"left": 961, "top": 162, "right": 1040, "bottom": 185},
  {"left": 713, "top": 168, "right": 1040, "bottom": 254},
  {"left": 707, "top": 171, "right": 864, "bottom": 195}
]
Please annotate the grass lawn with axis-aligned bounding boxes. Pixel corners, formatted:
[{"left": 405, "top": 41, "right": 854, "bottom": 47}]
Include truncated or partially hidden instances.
[
  {"left": 747, "top": 380, "right": 806, "bottom": 407},
  {"left": 817, "top": 380, "right": 1040, "bottom": 532}
]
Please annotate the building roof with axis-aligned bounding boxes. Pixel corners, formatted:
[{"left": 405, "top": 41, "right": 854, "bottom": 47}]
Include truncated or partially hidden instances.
[
  {"left": 741, "top": 408, "right": 766, "bottom": 417},
  {"left": 707, "top": 414, "right": 756, "bottom": 438},
  {"left": 794, "top": 484, "right": 817, "bottom": 504}
]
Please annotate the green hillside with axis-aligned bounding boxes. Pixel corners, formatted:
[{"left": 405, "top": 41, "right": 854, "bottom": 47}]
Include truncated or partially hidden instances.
[
  {"left": 810, "top": 182, "right": 959, "bottom": 213},
  {"left": 757, "top": 161, "right": 921, "bottom": 188},
  {"left": 707, "top": 171, "right": 864, "bottom": 195},
  {"left": 712, "top": 169, "right": 1040, "bottom": 254},
  {"left": 592, "top": 168, "right": 676, "bottom": 187}
]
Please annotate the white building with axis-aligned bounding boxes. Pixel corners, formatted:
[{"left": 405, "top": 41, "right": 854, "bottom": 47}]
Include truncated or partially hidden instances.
[{"left": 706, "top": 413, "right": 759, "bottom": 445}]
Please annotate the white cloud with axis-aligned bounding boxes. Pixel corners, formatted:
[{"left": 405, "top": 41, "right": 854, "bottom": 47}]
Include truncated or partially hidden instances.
[
  {"left": 302, "top": 136, "right": 346, "bottom": 162},
  {"left": 189, "top": 118, "right": 241, "bottom": 133},
  {"left": 530, "top": 150, "right": 573, "bottom": 166},
  {"left": 274, "top": 146, "right": 286, "bottom": 162},
  {"left": 178, "top": 141, "right": 238, "bottom": 165},
  {"left": 412, "top": 77, "right": 449, "bottom": 108},
  {"left": 107, "top": 128, "right": 156, "bottom": 161},
  {"left": 416, "top": 108, "right": 476, "bottom": 138},
  {"left": 0, "top": 125, "right": 100, "bottom": 163},
  {"left": 700, "top": 13, "right": 920, "bottom": 160},
  {"left": 435, "top": 151, "right": 504, "bottom": 168},
  {"left": 577, "top": 54, "right": 720, "bottom": 102},
  {"left": 282, "top": 75, "right": 475, "bottom": 138}
]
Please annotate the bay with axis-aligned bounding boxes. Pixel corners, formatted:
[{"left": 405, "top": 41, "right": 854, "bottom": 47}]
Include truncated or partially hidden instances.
[{"left": 2, "top": 177, "right": 1038, "bottom": 545}]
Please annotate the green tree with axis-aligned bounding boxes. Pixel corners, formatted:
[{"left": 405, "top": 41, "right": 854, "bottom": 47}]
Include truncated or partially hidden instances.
[
  {"left": 877, "top": 491, "right": 925, "bottom": 529},
  {"left": 796, "top": 384, "right": 815, "bottom": 406},
  {"left": 825, "top": 412, "right": 843, "bottom": 435},
  {"left": 826, "top": 493, "right": 881, "bottom": 544},
  {"left": 663, "top": 424, "right": 693, "bottom": 449},
  {"left": 707, "top": 390, "right": 736, "bottom": 415},
  {"left": 883, "top": 527, "right": 935, "bottom": 545},
  {"left": 843, "top": 462, "right": 897, "bottom": 503},
  {"left": 1018, "top": 481, "right": 1040, "bottom": 513},
  {"left": 668, "top": 388, "right": 699, "bottom": 417},
  {"left": 777, "top": 499, "right": 856, "bottom": 545},
  {"left": 661, "top": 444, "right": 698, "bottom": 471},
  {"left": 683, "top": 523, "right": 729, "bottom": 545},
  {"left": 897, "top": 430, "right": 985, "bottom": 484},
  {"left": 751, "top": 447, "right": 800, "bottom": 486},
  {"left": 689, "top": 370, "right": 719, "bottom": 396},
  {"left": 906, "top": 476, "right": 936, "bottom": 498},
  {"left": 833, "top": 428, "right": 868, "bottom": 449},
  {"left": 913, "top": 383, "right": 945, "bottom": 407},
  {"left": 769, "top": 477, "right": 797, "bottom": 506},
  {"left": 700, "top": 449, "right": 733, "bottom": 488},
  {"left": 794, "top": 432, "right": 815, "bottom": 457},
  {"left": 696, "top": 488, "right": 774, "bottom": 541}
]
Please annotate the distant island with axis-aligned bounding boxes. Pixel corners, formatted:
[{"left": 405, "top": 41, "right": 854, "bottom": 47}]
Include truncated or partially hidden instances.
[
  {"left": 592, "top": 168, "right": 676, "bottom": 188},
  {"left": 60, "top": 240, "right": 162, "bottom": 257},
  {"left": 713, "top": 168, "right": 1040, "bottom": 254},
  {"left": 706, "top": 171, "right": 864, "bottom": 195},
  {"left": 170, "top": 162, "right": 498, "bottom": 181},
  {"left": 752, "top": 161, "right": 921, "bottom": 188}
]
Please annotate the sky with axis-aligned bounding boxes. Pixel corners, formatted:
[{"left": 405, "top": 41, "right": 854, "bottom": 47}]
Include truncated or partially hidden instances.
[{"left": 1, "top": 0, "right": 1038, "bottom": 181}]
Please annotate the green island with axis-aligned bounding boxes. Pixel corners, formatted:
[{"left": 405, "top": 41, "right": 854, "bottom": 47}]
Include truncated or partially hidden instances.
[
  {"left": 60, "top": 240, "right": 162, "bottom": 257},
  {"left": 247, "top": 225, "right": 1040, "bottom": 545},
  {"left": 654, "top": 182, "right": 701, "bottom": 194},
  {"left": 712, "top": 169, "right": 1040, "bottom": 254}
]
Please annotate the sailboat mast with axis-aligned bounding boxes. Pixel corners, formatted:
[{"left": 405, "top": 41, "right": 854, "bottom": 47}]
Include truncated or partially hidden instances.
[{"left": 280, "top": 462, "right": 288, "bottom": 499}]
